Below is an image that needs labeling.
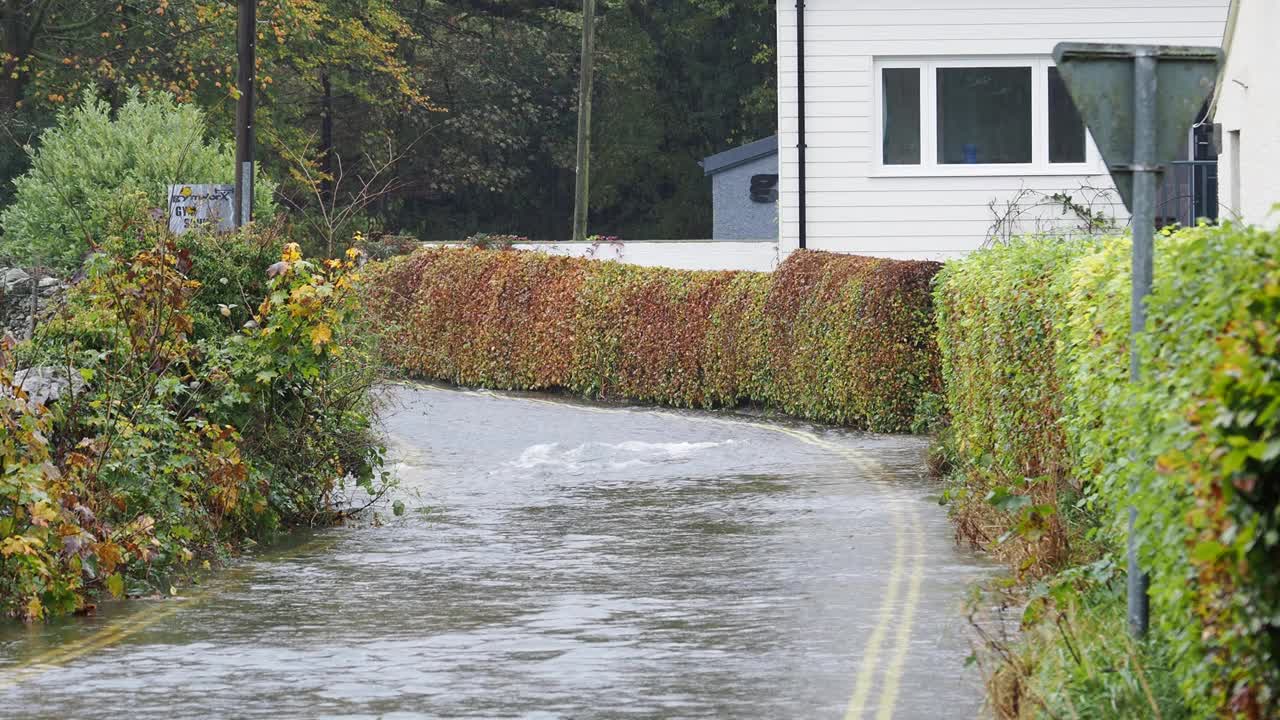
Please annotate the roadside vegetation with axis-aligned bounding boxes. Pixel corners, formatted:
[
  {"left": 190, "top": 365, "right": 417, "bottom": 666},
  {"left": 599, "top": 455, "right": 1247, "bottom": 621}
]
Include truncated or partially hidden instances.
[
  {"left": 1, "top": 92, "right": 387, "bottom": 621},
  {"left": 364, "top": 246, "right": 943, "bottom": 433},
  {"left": 934, "top": 225, "right": 1280, "bottom": 718}
]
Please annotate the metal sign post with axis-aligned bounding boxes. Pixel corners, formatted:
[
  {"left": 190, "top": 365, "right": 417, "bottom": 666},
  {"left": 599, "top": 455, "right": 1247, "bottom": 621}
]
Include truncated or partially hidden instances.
[{"left": 1053, "top": 43, "right": 1221, "bottom": 638}]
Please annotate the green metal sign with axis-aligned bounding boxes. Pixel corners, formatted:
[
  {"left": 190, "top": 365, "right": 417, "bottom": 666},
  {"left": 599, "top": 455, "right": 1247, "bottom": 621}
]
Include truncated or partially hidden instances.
[
  {"left": 1052, "top": 43, "right": 1221, "bottom": 212},
  {"left": 1051, "top": 42, "right": 1221, "bottom": 640}
]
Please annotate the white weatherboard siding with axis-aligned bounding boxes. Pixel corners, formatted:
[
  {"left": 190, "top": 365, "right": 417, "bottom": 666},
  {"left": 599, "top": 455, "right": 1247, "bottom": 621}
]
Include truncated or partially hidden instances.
[
  {"left": 1215, "top": 0, "right": 1280, "bottom": 229},
  {"left": 777, "top": 1, "right": 1230, "bottom": 260}
]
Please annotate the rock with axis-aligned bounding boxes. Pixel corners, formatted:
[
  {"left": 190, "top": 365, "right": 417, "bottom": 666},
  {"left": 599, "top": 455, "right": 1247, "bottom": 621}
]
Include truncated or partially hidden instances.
[
  {"left": 3, "top": 267, "right": 30, "bottom": 291},
  {"left": 11, "top": 366, "right": 88, "bottom": 407},
  {"left": 0, "top": 266, "right": 68, "bottom": 339}
]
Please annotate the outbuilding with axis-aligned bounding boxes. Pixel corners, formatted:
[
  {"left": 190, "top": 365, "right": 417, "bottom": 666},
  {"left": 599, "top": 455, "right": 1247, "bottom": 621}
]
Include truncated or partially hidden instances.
[{"left": 702, "top": 136, "right": 779, "bottom": 240}]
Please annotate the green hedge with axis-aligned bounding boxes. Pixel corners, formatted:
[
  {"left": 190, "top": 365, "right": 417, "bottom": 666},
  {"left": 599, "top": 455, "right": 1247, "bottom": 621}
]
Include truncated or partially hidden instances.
[
  {"left": 935, "top": 225, "right": 1280, "bottom": 717},
  {"left": 934, "top": 238, "right": 1091, "bottom": 575},
  {"left": 365, "top": 247, "right": 943, "bottom": 433}
]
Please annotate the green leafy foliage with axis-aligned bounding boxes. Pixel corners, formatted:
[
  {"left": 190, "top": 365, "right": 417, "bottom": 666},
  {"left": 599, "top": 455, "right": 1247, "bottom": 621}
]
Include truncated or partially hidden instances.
[
  {"left": 0, "top": 341, "right": 89, "bottom": 620},
  {"left": 934, "top": 237, "right": 1093, "bottom": 575},
  {"left": 935, "top": 225, "right": 1280, "bottom": 717},
  {"left": 1, "top": 211, "right": 381, "bottom": 621},
  {"left": 0, "top": 88, "right": 276, "bottom": 268},
  {"left": 985, "top": 575, "right": 1193, "bottom": 720},
  {"left": 365, "top": 247, "right": 942, "bottom": 432}
]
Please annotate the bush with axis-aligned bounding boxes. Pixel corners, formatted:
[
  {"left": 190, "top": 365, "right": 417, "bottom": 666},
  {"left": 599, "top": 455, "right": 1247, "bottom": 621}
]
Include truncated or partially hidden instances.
[
  {"left": 1, "top": 209, "right": 382, "bottom": 620},
  {"left": 934, "top": 238, "right": 1095, "bottom": 575},
  {"left": 365, "top": 247, "right": 942, "bottom": 432},
  {"left": 0, "top": 88, "right": 276, "bottom": 269},
  {"left": 0, "top": 341, "right": 90, "bottom": 620},
  {"left": 935, "top": 225, "right": 1280, "bottom": 717}
]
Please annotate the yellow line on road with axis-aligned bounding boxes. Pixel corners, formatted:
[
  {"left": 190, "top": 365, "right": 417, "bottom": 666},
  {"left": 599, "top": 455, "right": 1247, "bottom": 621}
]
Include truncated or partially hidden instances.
[
  {"left": 875, "top": 503, "right": 926, "bottom": 720},
  {"left": 0, "top": 599, "right": 191, "bottom": 691},
  {"left": 843, "top": 511, "right": 906, "bottom": 720}
]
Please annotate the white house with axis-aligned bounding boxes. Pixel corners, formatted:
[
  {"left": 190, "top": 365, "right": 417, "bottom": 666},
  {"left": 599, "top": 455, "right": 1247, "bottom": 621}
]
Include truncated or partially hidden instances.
[
  {"left": 776, "top": 1, "right": 1231, "bottom": 260},
  {"left": 1214, "top": 0, "right": 1280, "bottom": 229}
]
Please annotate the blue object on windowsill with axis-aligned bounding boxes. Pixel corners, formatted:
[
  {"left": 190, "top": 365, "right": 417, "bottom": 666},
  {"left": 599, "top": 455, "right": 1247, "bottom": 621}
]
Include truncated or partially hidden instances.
[{"left": 963, "top": 144, "right": 978, "bottom": 164}]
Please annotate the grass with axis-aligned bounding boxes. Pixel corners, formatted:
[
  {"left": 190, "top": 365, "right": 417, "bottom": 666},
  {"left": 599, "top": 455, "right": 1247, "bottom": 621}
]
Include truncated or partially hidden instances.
[{"left": 972, "top": 583, "right": 1193, "bottom": 720}]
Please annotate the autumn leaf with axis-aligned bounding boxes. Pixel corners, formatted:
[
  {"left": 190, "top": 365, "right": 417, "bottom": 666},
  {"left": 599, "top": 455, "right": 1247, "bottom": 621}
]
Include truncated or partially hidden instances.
[
  {"left": 310, "top": 323, "right": 333, "bottom": 348},
  {"left": 95, "top": 541, "right": 124, "bottom": 573},
  {"left": 106, "top": 573, "right": 125, "bottom": 598},
  {"left": 28, "top": 502, "right": 59, "bottom": 527}
]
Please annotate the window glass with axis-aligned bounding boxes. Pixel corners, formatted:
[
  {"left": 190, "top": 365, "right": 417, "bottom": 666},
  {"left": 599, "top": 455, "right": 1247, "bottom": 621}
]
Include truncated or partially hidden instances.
[
  {"left": 882, "top": 68, "right": 921, "bottom": 165},
  {"left": 936, "top": 66, "right": 1032, "bottom": 164},
  {"left": 1048, "top": 67, "right": 1086, "bottom": 163}
]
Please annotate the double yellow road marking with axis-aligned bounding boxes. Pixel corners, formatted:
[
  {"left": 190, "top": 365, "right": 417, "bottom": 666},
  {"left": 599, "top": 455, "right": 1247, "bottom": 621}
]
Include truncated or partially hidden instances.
[
  {"left": 751, "top": 420, "right": 927, "bottom": 720},
  {"left": 867, "top": 504, "right": 925, "bottom": 720}
]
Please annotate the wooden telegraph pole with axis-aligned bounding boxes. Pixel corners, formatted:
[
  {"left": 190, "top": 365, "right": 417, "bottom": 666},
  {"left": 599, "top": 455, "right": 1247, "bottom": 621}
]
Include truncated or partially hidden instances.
[
  {"left": 234, "top": 0, "right": 256, "bottom": 227},
  {"left": 570, "top": 0, "right": 596, "bottom": 243}
]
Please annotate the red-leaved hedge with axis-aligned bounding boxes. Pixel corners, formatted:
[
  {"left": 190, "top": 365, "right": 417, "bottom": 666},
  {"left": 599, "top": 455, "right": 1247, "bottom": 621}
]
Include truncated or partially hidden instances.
[{"left": 364, "top": 247, "right": 942, "bottom": 432}]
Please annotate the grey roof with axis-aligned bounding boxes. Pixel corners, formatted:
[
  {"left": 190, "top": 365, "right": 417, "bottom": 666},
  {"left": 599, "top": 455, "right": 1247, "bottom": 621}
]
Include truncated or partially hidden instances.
[{"left": 701, "top": 135, "right": 778, "bottom": 176}]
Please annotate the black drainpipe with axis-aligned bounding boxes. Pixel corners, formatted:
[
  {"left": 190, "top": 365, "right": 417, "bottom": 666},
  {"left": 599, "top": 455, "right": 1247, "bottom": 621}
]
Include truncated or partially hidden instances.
[{"left": 795, "top": 0, "right": 807, "bottom": 250}]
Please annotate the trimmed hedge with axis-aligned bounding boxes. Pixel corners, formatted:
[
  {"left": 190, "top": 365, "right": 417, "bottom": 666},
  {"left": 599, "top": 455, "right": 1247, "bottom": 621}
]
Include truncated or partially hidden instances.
[
  {"left": 934, "top": 239, "right": 1092, "bottom": 575},
  {"left": 935, "top": 225, "right": 1280, "bottom": 717},
  {"left": 365, "top": 247, "right": 942, "bottom": 433}
]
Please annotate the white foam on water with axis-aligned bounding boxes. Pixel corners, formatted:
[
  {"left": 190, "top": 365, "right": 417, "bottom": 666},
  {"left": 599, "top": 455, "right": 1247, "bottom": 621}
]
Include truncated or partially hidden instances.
[
  {"left": 510, "top": 442, "right": 566, "bottom": 469},
  {"left": 613, "top": 440, "right": 728, "bottom": 458},
  {"left": 507, "top": 439, "right": 735, "bottom": 472}
]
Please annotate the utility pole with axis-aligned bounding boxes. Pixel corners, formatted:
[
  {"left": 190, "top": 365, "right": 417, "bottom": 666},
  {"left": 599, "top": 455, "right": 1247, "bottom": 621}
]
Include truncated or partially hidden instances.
[
  {"left": 570, "top": 0, "right": 596, "bottom": 243},
  {"left": 234, "top": 0, "right": 256, "bottom": 228}
]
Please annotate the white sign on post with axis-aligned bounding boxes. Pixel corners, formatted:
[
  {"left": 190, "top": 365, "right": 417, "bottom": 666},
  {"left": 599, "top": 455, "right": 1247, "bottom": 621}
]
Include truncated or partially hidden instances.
[{"left": 167, "top": 184, "right": 235, "bottom": 234}]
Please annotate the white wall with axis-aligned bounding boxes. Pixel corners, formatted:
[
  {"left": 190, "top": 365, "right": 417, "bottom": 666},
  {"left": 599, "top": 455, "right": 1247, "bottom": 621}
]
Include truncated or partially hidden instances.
[
  {"left": 777, "top": 0, "right": 1230, "bottom": 260},
  {"left": 1214, "top": 0, "right": 1280, "bottom": 229},
  {"left": 421, "top": 241, "right": 781, "bottom": 272}
]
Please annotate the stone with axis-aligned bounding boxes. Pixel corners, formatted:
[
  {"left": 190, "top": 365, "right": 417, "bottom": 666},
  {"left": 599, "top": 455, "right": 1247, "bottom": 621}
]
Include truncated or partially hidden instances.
[
  {"left": 3, "top": 267, "right": 30, "bottom": 289},
  {"left": 11, "top": 366, "right": 88, "bottom": 407},
  {"left": 0, "top": 266, "right": 68, "bottom": 339}
]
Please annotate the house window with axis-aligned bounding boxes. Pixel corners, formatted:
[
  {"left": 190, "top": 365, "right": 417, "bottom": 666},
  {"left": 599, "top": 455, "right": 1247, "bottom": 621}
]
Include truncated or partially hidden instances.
[
  {"left": 937, "top": 67, "right": 1032, "bottom": 164},
  {"left": 877, "top": 58, "right": 1092, "bottom": 173}
]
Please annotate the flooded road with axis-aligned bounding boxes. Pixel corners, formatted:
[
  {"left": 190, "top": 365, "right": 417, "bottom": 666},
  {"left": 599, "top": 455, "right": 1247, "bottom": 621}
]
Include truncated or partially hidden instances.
[{"left": 0, "top": 383, "right": 993, "bottom": 719}]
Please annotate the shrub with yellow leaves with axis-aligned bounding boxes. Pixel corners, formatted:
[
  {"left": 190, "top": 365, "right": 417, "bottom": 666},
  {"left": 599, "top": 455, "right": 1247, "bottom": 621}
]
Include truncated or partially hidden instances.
[
  {"left": 4, "top": 216, "right": 384, "bottom": 621},
  {"left": 0, "top": 339, "right": 92, "bottom": 620}
]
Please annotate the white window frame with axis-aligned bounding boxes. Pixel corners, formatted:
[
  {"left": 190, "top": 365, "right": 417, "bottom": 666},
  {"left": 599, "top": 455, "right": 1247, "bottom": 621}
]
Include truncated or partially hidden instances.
[{"left": 872, "top": 56, "right": 1103, "bottom": 178}]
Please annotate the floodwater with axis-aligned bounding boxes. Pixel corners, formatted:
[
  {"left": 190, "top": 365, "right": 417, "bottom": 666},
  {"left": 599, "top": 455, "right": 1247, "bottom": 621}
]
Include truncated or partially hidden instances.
[{"left": 0, "top": 383, "right": 995, "bottom": 719}]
